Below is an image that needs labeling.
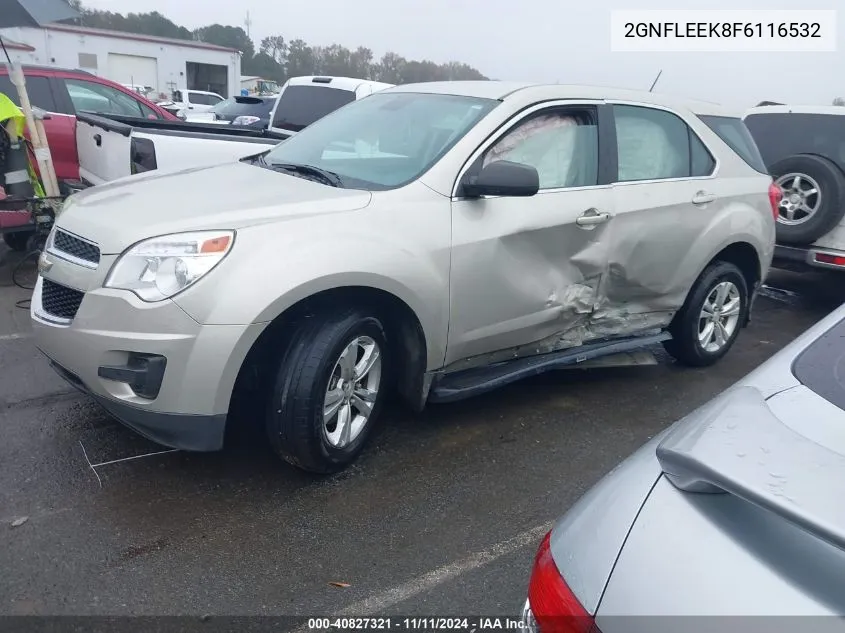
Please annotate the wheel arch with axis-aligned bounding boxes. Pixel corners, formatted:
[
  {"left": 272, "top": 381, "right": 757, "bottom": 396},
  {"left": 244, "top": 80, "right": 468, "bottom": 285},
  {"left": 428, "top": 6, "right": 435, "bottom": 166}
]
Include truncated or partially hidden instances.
[
  {"left": 687, "top": 241, "right": 762, "bottom": 328},
  {"left": 229, "top": 284, "right": 431, "bottom": 422}
]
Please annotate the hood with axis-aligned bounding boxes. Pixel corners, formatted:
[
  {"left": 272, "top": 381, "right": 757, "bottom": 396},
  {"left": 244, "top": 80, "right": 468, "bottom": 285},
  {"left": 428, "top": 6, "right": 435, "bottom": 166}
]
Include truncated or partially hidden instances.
[{"left": 56, "top": 161, "right": 372, "bottom": 254}]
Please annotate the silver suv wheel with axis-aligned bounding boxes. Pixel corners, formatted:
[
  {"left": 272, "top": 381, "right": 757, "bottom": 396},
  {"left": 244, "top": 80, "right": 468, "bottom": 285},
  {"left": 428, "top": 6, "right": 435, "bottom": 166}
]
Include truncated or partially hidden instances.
[
  {"left": 776, "top": 172, "right": 821, "bottom": 225},
  {"left": 323, "top": 336, "right": 382, "bottom": 448}
]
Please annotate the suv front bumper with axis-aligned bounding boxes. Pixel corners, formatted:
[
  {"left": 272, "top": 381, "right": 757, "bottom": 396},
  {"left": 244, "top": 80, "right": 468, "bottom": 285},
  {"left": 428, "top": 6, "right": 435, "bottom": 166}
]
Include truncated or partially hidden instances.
[{"left": 31, "top": 276, "right": 265, "bottom": 451}]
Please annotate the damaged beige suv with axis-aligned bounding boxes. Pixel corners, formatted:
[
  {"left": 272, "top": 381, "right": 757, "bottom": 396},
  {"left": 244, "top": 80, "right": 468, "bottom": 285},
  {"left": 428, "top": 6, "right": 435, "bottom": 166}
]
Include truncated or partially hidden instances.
[{"left": 32, "top": 82, "right": 776, "bottom": 473}]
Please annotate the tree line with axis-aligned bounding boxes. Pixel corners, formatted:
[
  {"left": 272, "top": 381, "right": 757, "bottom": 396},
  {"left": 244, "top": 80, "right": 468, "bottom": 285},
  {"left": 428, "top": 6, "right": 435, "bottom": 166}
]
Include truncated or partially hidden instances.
[{"left": 65, "top": 1, "right": 488, "bottom": 84}]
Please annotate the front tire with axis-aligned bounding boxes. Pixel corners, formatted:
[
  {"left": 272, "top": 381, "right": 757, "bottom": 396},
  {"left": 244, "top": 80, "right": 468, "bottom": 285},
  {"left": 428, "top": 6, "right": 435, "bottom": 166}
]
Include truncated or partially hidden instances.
[
  {"left": 266, "top": 309, "right": 389, "bottom": 474},
  {"left": 663, "top": 261, "right": 749, "bottom": 367}
]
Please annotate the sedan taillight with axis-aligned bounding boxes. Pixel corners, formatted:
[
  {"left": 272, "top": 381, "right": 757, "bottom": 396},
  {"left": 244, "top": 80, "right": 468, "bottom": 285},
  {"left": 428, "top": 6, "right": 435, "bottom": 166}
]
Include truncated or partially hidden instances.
[{"left": 524, "top": 531, "right": 599, "bottom": 633}]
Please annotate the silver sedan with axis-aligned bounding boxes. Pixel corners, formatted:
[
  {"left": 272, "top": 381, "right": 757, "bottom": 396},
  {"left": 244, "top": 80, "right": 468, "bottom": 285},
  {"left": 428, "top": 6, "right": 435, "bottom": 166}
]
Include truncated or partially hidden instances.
[{"left": 521, "top": 301, "right": 845, "bottom": 632}]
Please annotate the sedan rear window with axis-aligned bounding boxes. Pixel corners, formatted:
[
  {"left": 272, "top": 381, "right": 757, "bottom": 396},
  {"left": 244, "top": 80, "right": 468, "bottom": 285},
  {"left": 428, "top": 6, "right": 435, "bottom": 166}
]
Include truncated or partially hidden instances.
[
  {"left": 792, "top": 315, "right": 845, "bottom": 412},
  {"left": 213, "top": 96, "right": 274, "bottom": 116},
  {"left": 699, "top": 115, "right": 768, "bottom": 174}
]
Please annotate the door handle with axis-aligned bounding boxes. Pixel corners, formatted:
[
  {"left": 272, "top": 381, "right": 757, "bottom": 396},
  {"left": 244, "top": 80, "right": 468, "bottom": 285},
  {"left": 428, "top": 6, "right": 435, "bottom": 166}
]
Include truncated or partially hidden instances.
[
  {"left": 93, "top": 133, "right": 101, "bottom": 147},
  {"left": 575, "top": 209, "right": 611, "bottom": 227},
  {"left": 692, "top": 191, "right": 716, "bottom": 205}
]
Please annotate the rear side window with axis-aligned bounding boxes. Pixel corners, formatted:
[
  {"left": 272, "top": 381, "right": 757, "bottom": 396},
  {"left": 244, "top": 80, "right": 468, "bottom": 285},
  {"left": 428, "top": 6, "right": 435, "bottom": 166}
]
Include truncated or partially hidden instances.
[
  {"left": 699, "top": 115, "right": 768, "bottom": 174},
  {"left": 614, "top": 105, "right": 714, "bottom": 181},
  {"left": 691, "top": 133, "right": 716, "bottom": 176},
  {"left": 0, "top": 74, "right": 59, "bottom": 112},
  {"left": 272, "top": 85, "right": 356, "bottom": 131}
]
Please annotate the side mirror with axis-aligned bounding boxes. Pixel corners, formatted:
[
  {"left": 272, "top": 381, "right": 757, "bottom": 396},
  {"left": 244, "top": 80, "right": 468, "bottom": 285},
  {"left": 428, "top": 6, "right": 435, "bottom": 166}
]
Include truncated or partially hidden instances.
[{"left": 462, "top": 160, "right": 539, "bottom": 198}]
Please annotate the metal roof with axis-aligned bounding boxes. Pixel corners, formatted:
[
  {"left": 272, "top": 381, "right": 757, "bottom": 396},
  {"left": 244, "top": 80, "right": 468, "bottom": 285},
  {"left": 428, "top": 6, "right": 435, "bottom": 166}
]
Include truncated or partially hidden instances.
[{"left": 38, "top": 23, "right": 241, "bottom": 54}]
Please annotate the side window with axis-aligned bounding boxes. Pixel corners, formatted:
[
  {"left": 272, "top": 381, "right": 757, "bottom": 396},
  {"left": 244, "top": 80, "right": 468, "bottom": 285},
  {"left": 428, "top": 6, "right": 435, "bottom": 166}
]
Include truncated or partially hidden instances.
[
  {"left": 0, "top": 75, "right": 58, "bottom": 112},
  {"left": 190, "top": 93, "right": 217, "bottom": 106},
  {"left": 614, "top": 105, "right": 693, "bottom": 182},
  {"left": 65, "top": 79, "right": 144, "bottom": 117},
  {"left": 138, "top": 101, "right": 161, "bottom": 119},
  {"left": 690, "top": 130, "right": 716, "bottom": 177},
  {"left": 482, "top": 108, "right": 598, "bottom": 189}
]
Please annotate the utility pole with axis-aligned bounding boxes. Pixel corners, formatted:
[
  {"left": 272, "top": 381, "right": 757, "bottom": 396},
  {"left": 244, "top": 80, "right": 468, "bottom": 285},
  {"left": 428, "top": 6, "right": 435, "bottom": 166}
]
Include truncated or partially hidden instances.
[{"left": 244, "top": 11, "right": 252, "bottom": 38}]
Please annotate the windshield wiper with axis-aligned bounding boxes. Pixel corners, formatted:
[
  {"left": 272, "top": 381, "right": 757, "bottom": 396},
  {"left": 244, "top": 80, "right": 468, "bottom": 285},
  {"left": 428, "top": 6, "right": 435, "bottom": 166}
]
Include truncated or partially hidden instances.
[{"left": 267, "top": 162, "right": 343, "bottom": 187}]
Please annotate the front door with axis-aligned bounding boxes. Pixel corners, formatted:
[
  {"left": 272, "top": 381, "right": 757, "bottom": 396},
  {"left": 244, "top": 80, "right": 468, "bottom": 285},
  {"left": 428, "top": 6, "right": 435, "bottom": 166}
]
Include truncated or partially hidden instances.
[{"left": 446, "top": 102, "right": 615, "bottom": 367}]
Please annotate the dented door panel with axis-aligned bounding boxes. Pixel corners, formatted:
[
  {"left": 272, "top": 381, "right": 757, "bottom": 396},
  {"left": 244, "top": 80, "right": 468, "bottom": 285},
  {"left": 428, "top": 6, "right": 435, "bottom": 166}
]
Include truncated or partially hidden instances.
[
  {"left": 599, "top": 179, "right": 720, "bottom": 326},
  {"left": 446, "top": 186, "right": 614, "bottom": 367}
]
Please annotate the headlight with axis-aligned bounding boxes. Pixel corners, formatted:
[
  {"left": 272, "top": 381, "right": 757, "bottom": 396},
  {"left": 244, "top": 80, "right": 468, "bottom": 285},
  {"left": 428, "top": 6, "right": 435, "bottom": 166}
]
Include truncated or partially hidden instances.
[
  {"left": 232, "top": 115, "right": 261, "bottom": 126},
  {"left": 104, "top": 230, "right": 234, "bottom": 302}
]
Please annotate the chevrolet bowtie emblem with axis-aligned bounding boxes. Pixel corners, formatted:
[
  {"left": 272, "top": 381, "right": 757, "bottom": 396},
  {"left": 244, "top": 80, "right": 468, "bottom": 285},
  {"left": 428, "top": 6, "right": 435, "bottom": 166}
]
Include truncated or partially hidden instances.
[{"left": 37, "top": 252, "right": 53, "bottom": 274}]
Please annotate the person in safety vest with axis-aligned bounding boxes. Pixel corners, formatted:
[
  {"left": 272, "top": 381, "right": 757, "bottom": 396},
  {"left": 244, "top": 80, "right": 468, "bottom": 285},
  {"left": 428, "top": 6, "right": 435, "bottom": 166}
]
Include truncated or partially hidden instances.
[{"left": 0, "top": 92, "right": 45, "bottom": 200}]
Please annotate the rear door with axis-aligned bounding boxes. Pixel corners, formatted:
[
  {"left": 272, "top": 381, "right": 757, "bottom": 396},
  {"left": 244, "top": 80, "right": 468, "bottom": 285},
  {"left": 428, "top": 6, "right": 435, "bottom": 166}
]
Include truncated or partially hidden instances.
[{"left": 602, "top": 103, "right": 720, "bottom": 322}]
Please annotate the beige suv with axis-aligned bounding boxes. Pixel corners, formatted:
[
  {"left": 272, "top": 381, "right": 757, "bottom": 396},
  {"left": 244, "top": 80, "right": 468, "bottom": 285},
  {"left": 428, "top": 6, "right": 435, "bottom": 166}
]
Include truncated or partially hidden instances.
[{"left": 31, "top": 82, "right": 777, "bottom": 473}]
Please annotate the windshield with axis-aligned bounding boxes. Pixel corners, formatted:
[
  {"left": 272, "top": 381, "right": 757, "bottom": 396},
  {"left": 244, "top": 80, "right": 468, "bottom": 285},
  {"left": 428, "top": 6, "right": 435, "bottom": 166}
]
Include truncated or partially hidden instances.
[
  {"left": 263, "top": 91, "right": 498, "bottom": 190},
  {"left": 212, "top": 96, "right": 273, "bottom": 117}
]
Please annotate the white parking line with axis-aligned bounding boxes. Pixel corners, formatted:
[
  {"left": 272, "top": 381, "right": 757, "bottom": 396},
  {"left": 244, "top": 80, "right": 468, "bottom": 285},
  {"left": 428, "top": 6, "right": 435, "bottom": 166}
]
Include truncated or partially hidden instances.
[
  {"left": 337, "top": 521, "right": 552, "bottom": 616},
  {"left": 0, "top": 333, "right": 30, "bottom": 341}
]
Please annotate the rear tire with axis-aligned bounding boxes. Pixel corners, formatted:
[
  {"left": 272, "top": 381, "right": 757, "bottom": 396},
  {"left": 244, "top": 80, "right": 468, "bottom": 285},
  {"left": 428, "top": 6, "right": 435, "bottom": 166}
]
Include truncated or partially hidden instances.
[
  {"left": 265, "top": 309, "right": 389, "bottom": 474},
  {"left": 3, "top": 231, "right": 33, "bottom": 252},
  {"left": 664, "top": 261, "right": 749, "bottom": 367},
  {"left": 771, "top": 155, "right": 845, "bottom": 245}
]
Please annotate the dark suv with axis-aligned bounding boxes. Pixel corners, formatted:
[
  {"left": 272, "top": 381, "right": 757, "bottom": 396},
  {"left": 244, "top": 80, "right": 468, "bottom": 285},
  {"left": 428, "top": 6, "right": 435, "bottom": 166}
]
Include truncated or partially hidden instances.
[{"left": 209, "top": 95, "right": 275, "bottom": 128}]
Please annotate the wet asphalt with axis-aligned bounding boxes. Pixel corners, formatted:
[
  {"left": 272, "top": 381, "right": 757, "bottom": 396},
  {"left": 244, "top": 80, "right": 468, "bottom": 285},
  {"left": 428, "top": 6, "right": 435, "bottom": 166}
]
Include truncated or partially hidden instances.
[{"left": 1, "top": 243, "right": 843, "bottom": 618}]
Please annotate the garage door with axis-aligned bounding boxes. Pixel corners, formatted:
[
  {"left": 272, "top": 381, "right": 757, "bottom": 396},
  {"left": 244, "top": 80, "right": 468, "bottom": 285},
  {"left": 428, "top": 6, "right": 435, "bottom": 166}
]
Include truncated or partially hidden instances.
[{"left": 106, "top": 53, "right": 158, "bottom": 92}]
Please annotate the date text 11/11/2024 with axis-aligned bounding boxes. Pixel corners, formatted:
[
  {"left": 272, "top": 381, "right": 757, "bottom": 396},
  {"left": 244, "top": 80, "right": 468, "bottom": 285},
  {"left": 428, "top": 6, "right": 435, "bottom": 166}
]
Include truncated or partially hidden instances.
[
  {"left": 307, "top": 617, "right": 532, "bottom": 631},
  {"left": 623, "top": 21, "right": 822, "bottom": 39}
]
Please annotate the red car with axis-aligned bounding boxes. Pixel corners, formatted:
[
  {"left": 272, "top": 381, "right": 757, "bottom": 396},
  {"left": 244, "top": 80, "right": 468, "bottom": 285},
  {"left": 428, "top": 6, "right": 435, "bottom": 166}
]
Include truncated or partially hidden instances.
[{"left": 0, "top": 65, "right": 177, "bottom": 249}]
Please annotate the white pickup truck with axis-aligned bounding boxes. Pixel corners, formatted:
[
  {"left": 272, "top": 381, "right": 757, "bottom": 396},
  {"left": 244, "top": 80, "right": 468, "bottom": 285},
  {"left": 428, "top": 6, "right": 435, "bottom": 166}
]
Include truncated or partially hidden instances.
[
  {"left": 75, "top": 112, "right": 284, "bottom": 186},
  {"left": 268, "top": 76, "right": 393, "bottom": 137},
  {"left": 74, "top": 76, "right": 394, "bottom": 185}
]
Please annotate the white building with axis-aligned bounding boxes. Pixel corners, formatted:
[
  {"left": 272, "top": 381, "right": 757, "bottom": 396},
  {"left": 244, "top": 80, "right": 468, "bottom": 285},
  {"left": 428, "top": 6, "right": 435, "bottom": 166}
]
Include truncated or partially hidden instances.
[{"left": 0, "top": 24, "right": 242, "bottom": 99}]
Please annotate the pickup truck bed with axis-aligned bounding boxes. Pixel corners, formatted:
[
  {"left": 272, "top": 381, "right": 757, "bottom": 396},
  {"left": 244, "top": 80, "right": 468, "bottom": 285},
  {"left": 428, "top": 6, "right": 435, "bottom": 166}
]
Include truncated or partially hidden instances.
[{"left": 76, "top": 113, "right": 287, "bottom": 185}]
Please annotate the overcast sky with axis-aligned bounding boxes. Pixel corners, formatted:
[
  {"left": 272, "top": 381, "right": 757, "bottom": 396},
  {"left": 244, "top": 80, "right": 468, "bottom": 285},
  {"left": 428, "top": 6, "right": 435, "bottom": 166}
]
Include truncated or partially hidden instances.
[{"left": 81, "top": 0, "right": 843, "bottom": 107}]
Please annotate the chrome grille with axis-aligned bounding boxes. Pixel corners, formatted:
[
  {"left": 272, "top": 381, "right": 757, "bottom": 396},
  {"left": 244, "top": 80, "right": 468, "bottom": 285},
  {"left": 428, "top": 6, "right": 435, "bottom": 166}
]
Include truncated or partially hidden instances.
[
  {"left": 53, "top": 230, "right": 100, "bottom": 265},
  {"left": 41, "top": 279, "right": 85, "bottom": 320}
]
